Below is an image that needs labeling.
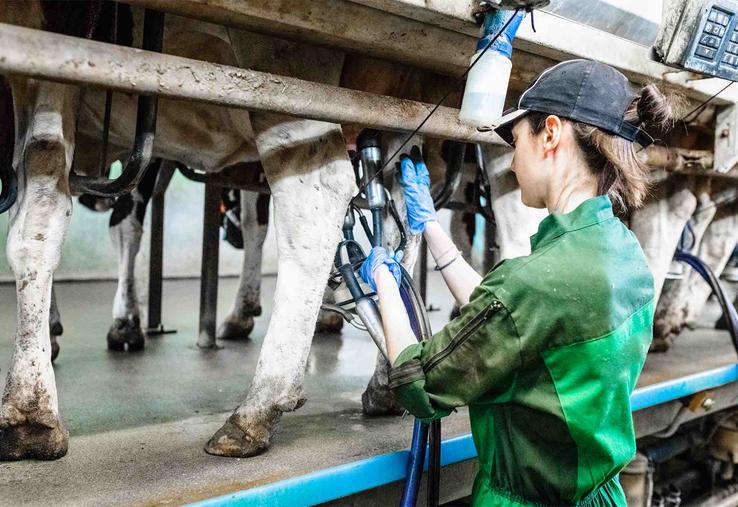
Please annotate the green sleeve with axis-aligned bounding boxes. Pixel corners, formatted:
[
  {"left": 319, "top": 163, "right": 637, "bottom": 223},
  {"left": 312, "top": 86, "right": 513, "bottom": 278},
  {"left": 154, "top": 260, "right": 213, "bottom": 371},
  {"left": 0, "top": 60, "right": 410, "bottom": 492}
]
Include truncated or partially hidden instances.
[{"left": 388, "top": 285, "right": 522, "bottom": 422}]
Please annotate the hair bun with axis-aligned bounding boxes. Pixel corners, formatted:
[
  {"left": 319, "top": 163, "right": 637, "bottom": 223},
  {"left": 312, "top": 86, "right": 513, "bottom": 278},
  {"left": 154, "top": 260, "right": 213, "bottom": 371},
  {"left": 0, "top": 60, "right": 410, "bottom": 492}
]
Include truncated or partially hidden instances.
[{"left": 636, "top": 84, "right": 679, "bottom": 130}]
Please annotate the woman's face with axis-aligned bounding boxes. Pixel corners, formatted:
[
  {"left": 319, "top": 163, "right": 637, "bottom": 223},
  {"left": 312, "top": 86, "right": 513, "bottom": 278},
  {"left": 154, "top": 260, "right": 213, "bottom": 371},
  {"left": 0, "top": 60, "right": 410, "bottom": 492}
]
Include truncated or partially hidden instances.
[{"left": 509, "top": 118, "right": 550, "bottom": 209}]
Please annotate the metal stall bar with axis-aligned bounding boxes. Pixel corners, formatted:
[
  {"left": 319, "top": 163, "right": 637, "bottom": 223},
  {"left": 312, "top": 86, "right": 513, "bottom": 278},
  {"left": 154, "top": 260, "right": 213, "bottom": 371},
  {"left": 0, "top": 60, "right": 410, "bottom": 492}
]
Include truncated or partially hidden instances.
[
  {"left": 123, "top": 0, "right": 738, "bottom": 105},
  {"left": 147, "top": 188, "right": 165, "bottom": 331},
  {"left": 0, "top": 22, "right": 498, "bottom": 145},
  {"left": 186, "top": 364, "right": 738, "bottom": 507},
  {"left": 0, "top": 24, "right": 727, "bottom": 178},
  {"left": 198, "top": 184, "right": 221, "bottom": 348}
]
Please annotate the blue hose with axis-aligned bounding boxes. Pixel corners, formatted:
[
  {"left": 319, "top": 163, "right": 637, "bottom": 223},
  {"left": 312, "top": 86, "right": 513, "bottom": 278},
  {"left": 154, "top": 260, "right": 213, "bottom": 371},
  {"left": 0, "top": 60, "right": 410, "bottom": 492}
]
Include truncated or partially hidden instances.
[
  {"left": 401, "top": 420, "right": 429, "bottom": 507},
  {"left": 397, "top": 268, "right": 438, "bottom": 507}
]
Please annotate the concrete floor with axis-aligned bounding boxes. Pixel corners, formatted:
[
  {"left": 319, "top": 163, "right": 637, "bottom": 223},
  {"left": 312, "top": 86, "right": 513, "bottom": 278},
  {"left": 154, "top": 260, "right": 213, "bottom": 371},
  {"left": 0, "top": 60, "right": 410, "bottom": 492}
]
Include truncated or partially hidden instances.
[
  {"left": 1, "top": 274, "right": 738, "bottom": 505},
  {"left": 0, "top": 273, "right": 475, "bottom": 506}
]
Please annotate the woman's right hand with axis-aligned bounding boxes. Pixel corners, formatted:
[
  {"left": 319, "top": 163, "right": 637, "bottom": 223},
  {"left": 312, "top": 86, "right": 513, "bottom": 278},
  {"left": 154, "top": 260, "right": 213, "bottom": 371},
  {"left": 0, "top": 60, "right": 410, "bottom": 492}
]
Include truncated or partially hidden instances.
[
  {"left": 399, "top": 146, "right": 437, "bottom": 235},
  {"left": 360, "top": 246, "right": 402, "bottom": 293}
]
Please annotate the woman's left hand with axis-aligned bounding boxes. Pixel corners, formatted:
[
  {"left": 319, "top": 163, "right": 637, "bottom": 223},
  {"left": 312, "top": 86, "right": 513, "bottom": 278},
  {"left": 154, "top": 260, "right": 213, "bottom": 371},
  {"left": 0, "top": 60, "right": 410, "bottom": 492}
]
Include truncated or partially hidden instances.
[{"left": 360, "top": 246, "right": 402, "bottom": 292}]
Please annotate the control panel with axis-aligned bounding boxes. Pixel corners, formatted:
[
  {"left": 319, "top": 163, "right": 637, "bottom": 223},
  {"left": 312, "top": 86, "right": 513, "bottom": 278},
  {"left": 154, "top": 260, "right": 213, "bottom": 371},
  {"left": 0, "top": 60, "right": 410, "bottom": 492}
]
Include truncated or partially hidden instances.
[{"left": 654, "top": 0, "right": 738, "bottom": 81}]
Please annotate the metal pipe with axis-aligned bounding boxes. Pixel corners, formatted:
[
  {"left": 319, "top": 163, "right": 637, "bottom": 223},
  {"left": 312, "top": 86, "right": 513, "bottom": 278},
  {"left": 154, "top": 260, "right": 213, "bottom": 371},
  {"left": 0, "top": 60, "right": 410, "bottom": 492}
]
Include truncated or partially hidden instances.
[
  {"left": 642, "top": 146, "right": 715, "bottom": 174},
  {"left": 147, "top": 186, "right": 164, "bottom": 331},
  {"left": 68, "top": 10, "right": 165, "bottom": 197},
  {"left": 428, "top": 419, "right": 441, "bottom": 507},
  {"left": 197, "top": 184, "right": 220, "bottom": 349},
  {"left": 177, "top": 162, "right": 270, "bottom": 194},
  {"left": 0, "top": 22, "right": 498, "bottom": 145}
]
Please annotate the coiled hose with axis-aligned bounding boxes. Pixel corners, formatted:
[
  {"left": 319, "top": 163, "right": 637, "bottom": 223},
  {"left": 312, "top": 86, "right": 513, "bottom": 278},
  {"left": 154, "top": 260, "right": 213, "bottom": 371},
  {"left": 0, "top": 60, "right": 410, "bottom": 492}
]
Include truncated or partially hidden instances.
[{"left": 398, "top": 266, "right": 441, "bottom": 507}]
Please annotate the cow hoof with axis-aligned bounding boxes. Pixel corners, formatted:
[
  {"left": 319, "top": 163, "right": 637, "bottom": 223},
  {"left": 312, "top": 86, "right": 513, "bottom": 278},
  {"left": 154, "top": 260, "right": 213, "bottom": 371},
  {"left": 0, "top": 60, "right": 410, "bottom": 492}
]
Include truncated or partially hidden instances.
[
  {"left": 217, "top": 316, "right": 255, "bottom": 341},
  {"left": 649, "top": 338, "right": 672, "bottom": 353},
  {"left": 107, "top": 318, "right": 145, "bottom": 352},
  {"left": 315, "top": 310, "right": 344, "bottom": 334},
  {"left": 204, "top": 415, "right": 270, "bottom": 458},
  {"left": 0, "top": 410, "right": 69, "bottom": 461},
  {"left": 361, "top": 385, "right": 404, "bottom": 416},
  {"left": 50, "top": 321, "right": 63, "bottom": 337},
  {"left": 50, "top": 335, "right": 60, "bottom": 363}
]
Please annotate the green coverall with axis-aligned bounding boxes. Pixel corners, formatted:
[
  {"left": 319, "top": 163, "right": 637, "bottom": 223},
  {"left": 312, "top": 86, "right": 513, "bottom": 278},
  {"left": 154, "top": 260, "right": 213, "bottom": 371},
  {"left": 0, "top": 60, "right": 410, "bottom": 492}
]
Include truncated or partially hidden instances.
[{"left": 388, "top": 195, "right": 654, "bottom": 506}]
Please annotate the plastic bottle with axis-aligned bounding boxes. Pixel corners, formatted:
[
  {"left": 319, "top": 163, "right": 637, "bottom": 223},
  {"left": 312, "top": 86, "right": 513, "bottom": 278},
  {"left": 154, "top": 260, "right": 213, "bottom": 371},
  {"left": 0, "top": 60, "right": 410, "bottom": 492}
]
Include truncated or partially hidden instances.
[{"left": 459, "top": 10, "right": 525, "bottom": 128}]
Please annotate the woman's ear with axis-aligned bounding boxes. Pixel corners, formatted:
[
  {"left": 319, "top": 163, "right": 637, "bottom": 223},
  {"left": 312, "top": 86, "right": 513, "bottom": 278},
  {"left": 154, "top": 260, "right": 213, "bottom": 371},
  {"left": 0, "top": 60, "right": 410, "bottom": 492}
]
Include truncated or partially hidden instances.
[{"left": 542, "top": 115, "right": 562, "bottom": 154}]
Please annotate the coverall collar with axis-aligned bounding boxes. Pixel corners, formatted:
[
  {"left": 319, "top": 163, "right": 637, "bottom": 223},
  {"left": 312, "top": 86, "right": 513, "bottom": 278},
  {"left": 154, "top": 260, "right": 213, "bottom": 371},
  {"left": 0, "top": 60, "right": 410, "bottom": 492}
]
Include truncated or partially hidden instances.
[{"left": 530, "top": 195, "right": 614, "bottom": 251}]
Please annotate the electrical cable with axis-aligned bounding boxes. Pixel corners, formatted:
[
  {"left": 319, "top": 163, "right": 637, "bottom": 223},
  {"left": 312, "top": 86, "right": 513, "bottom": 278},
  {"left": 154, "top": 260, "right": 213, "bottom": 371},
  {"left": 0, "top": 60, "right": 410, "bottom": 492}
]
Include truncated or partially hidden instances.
[
  {"left": 681, "top": 81, "right": 734, "bottom": 124},
  {"left": 349, "top": 10, "right": 521, "bottom": 207}
]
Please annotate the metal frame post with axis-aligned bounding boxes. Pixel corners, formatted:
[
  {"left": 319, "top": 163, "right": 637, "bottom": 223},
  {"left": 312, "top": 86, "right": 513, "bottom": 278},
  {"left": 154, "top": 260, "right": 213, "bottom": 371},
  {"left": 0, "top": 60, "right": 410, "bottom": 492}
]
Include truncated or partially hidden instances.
[
  {"left": 198, "top": 184, "right": 220, "bottom": 348},
  {"left": 147, "top": 190, "right": 164, "bottom": 329}
]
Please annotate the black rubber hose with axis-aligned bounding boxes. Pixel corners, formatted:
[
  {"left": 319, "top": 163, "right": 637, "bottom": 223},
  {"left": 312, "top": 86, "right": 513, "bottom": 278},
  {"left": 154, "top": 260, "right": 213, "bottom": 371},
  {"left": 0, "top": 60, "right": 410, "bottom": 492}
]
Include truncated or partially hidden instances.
[
  {"left": 432, "top": 142, "right": 465, "bottom": 210},
  {"left": 69, "top": 9, "right": 164, "bottom": 197},
  {"left": 0, "top": 162, "right": 18, "bottom": 214},
  {"left": 0, "top": 76, "right": 17, "bottom": 214},
  {"left": 428, "top": 419, "right": 442, "bottom": 507},
  {"left": 676, "top": 250, "right": 738, "bottom": 355}
]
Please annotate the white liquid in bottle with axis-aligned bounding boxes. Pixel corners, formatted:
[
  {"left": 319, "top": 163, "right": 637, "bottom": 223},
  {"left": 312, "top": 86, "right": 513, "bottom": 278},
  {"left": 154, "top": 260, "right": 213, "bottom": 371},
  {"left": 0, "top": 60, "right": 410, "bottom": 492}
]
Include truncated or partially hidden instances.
[{"left": 459, "top": 49, "right": 512, "bottom": 129}]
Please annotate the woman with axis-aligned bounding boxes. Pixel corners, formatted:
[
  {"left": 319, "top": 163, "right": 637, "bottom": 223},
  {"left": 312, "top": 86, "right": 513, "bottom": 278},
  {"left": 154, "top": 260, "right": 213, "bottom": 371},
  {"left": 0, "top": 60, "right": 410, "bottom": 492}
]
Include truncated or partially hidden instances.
[{"left": 360, "top": 60, "right": 678, "bottom": 506}]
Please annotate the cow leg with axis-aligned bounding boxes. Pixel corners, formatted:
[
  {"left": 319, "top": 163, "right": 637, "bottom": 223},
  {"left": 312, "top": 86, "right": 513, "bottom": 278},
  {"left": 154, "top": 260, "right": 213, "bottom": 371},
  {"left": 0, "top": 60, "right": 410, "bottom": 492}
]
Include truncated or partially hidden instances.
[
  {"left": 631, "top": 177, "right": 697, "bottom": 303},
  {"left": 652, "top": 186, "right": 715, "bottom": 351},
  {"left": 683, "top": 195, "right": 738, "bottom": 324},
  {"left": 448, "top": 147, "right": 485, "bottom": 320},
  {"left": 49, "top": 285, "right": 62, "bottom": 362},
  {"left": 1, "top": 80, "right": 76, "bottom": 460},
  {"left": 218, "top": 191, "right": 270, "bottom": 340},
  {"left": 483, "top": 145, "right": 548, "bottom": 260},
  {"left": 107, "top": 160, "right": 161, "bottom": 351},
  {"left": 205, "top": 115, "right": 355, "bottom": 457}
]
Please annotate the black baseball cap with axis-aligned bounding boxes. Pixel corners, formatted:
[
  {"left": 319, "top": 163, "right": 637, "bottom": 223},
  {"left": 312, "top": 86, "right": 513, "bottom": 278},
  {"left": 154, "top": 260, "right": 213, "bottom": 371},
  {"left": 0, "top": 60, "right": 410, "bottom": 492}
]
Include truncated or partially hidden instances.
[{"left": 493, "top": 59, "right": 653, "bottom": 147}]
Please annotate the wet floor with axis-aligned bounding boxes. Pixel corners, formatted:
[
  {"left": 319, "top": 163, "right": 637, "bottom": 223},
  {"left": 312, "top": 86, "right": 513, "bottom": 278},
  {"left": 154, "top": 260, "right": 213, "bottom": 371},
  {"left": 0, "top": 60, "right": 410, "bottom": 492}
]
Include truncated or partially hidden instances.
[
  {"left": 0, "top": 273, "right": 459, "bottom": 436},
  {"left": 0, "top": 274, "right": 478, "bottom": 506}
]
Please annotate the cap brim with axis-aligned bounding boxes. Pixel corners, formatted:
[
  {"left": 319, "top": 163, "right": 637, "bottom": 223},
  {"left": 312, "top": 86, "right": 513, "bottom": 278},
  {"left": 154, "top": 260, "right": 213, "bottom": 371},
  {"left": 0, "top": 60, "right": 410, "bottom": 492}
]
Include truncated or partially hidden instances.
[{"left": 492, "top": 108, "right": 529, "bottom": 146}]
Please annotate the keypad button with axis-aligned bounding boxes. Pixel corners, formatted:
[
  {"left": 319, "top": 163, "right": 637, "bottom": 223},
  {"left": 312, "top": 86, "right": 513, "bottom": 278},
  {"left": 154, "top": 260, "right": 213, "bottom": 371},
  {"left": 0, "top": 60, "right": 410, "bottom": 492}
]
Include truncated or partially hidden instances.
[
  {"left": 696, "top": 45, "right": 717, "bottom": 60},
  {"left": 730, "top": 43, "right": 738, "bottom": 54},
  {"left": 706, "top": 21, "right": 716, "bottom": 33},
  {"left": 731, "top": 32, "right": 738, "bottom": 43},
  {"left": 723, "top": 54, "right": 738, "bottom": 67},
  {"left": 719, "top": 26, "right": 727, "bottom": 37},
  {"left": 701, "top": 34, "right": 720, "bottom": 48},
  {"left": 710, "top": 10, "right": 719, "bottom": 22}
]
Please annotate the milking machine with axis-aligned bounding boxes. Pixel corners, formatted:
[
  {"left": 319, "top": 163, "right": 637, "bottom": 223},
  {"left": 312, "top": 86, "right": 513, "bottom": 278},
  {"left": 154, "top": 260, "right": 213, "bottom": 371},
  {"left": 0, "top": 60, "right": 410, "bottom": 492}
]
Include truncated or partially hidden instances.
[{"left": 324, "top": 129, "right": 441, "bottom": 507}]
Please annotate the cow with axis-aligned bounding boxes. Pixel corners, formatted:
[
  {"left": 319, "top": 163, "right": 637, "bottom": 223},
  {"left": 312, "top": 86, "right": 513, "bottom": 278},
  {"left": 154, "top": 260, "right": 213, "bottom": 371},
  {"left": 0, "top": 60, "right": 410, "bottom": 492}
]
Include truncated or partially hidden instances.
[{"left": 0, "top": 1, "right": 464, "bottom": 460}]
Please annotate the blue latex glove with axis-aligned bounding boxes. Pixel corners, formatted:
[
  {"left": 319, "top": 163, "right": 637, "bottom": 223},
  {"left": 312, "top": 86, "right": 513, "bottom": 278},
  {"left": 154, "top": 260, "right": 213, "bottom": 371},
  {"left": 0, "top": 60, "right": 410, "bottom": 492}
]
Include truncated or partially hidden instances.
[
  {"left": 398, "top": 145, "right": 436, "bottom": 235},
  {"left": 360, "top": 246, "right": 402, "bottom": 293}
]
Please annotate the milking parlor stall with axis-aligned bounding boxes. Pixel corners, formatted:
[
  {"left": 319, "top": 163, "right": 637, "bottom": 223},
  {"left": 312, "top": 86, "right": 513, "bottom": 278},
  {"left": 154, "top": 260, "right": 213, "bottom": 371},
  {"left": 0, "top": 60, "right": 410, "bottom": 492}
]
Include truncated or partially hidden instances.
[{"left": 6, "top": 0, "right": 738, "bottom": 505}]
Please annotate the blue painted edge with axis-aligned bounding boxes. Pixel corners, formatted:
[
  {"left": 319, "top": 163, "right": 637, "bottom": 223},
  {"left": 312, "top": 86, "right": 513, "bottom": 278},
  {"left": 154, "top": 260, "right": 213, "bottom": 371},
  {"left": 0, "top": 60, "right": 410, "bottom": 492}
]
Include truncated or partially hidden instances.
[{"left": 188, "top": 364, "right": 738, "bottom": 507}]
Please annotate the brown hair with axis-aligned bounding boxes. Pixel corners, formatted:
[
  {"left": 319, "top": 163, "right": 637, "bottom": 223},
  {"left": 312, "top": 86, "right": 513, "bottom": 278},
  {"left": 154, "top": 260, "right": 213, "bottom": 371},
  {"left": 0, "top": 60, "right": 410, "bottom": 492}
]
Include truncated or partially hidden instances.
[{"left": 526, "top": 84, "right": 681, "bottom": 212}]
